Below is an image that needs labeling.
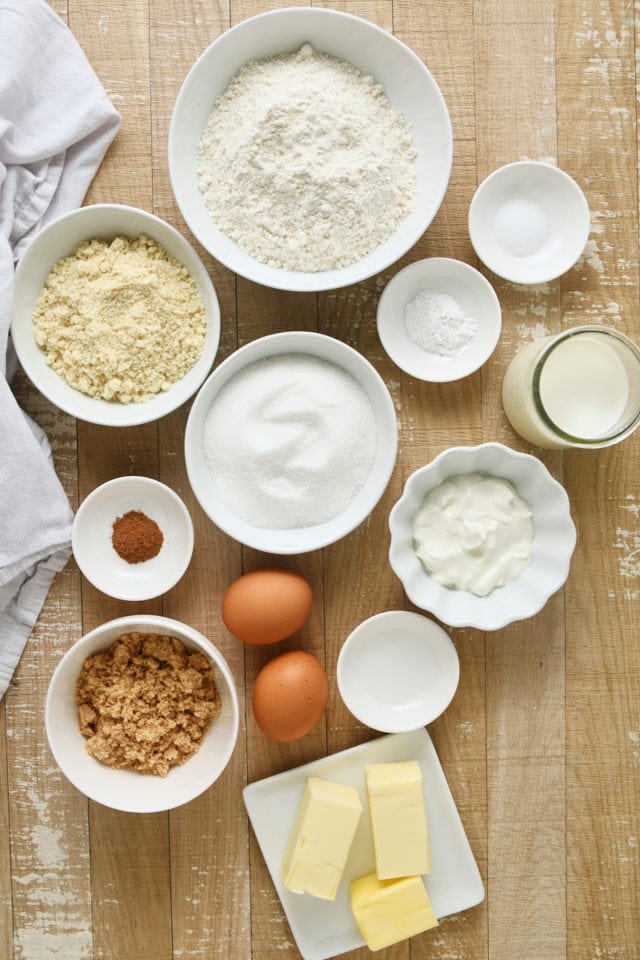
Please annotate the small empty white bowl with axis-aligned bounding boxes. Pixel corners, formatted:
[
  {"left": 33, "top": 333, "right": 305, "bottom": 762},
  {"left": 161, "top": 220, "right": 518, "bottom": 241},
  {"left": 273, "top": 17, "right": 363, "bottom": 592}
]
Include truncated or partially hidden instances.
[
  {"left": 389, "top": 443, "right": 577, "bottom": 631},
  {"left": 468, "top": 160, "right": 590, "bottom": 284},
  {"left": 72, "top": 476, "right": 194, "bottom": 601},
  {"left": 376, "top": 257, "right": 502, "bottom": 381},
  {"left": 337, "top": 610, "right": 460, "bottom": 732}
]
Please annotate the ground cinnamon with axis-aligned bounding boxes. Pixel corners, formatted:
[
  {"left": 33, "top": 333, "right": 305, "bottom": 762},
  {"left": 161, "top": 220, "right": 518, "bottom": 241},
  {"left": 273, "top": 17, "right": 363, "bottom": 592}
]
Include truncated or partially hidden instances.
[{"left": 112, "top": 509, "right": 164, "bottom": 563}]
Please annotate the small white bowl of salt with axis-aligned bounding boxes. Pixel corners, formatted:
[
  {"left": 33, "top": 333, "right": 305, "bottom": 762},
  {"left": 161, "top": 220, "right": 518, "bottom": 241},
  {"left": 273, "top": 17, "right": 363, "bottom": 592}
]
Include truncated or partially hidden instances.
[
  {"left": 468, "top": 160, "right": 590, "bottom": 284},
  {"left": 376, "top": 257, "right": 502, "bottom": 382}
]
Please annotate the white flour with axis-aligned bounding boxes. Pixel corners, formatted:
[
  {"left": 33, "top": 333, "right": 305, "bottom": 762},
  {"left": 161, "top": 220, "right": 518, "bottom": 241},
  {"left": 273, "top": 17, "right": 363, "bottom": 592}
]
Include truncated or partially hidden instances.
[
  {"left": 403, "top": 288, "right": 477, "bottom": 357},
  {"left": 197, "top": 44, "right": 417, "bottom": 272}
]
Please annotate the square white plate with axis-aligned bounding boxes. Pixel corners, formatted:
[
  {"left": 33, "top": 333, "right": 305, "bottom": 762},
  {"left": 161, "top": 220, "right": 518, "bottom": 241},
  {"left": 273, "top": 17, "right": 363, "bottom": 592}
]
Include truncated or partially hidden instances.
[{"left": 243, "top": 728, "right": 484, "bottom": 960}]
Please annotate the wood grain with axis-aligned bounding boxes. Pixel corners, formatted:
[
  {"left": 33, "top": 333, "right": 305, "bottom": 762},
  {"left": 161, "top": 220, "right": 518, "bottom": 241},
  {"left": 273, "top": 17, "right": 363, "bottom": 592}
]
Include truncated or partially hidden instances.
[{"left": 2, "top": 0, "right": 639, "bottom": 958}]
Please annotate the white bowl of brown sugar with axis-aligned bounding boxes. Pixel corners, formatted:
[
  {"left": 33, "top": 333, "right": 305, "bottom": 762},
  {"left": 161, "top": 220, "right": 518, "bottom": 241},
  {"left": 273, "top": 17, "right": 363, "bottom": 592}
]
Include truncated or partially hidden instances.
[
  {"left": 71, "top": 476, "right": 194, "bottom": 601},
  {"left": 45, "top": 615, "right": 240, "bottom": 812},
  {"left": 11, "top": 203, "right": 220, "bottom": 426}
]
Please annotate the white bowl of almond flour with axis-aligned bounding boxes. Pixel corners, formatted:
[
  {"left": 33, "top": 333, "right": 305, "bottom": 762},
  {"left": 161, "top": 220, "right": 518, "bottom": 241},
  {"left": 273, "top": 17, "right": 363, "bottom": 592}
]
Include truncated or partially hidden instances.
[
  {"left": 11, "top": 204, "right": 221, "bottom": 426},
  {"left": 45, "top": 615, "right": 240, "bottom": 812},
  {"left": 168, "top": 7, "right": 452, "bottom": 292},
  {"left": 184, "top": 331, "right": 399, "bottom": 553}
]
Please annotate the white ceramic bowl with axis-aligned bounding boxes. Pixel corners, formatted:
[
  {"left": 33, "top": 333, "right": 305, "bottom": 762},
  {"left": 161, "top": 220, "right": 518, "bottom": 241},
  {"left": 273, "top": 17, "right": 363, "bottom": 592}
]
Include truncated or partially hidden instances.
[
  {"left": 376, "top": 257, "right": 502, "bottom": 381},
  {"left": 72, "top": 476, "right": 194, "bottom": 601},
  {"left": 389, "top": 443, "right": 577, "bottom": 631},
  {"left": 45, "top": 615, "right": 240, "bottom": 813},
  {"left": 168, "top": 7, "right": 452, "bottom": 292},
  {"left": 185, "top": 331, "right": 398, "bottom": 554},
  {"left": 337, "top": 610, "right": 460, "bottom": 732},
  {"left": 12, "top": 204, "right": 221, "bottom": 426},
  {"left": 468, "top": 160, "right": 590, "bottom": 284}
]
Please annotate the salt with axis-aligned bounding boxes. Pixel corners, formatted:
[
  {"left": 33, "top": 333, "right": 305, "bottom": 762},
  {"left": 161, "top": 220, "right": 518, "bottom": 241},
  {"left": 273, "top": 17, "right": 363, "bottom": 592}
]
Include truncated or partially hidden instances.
[
  {"left": 403, "top": 288, "right": 477, "bottom": 357},
  {"left": 202, "top": 354, "right": 378, "bottom": 529},
  {"left": 494, "top": 197, "right": 548, "bottom": 257}
]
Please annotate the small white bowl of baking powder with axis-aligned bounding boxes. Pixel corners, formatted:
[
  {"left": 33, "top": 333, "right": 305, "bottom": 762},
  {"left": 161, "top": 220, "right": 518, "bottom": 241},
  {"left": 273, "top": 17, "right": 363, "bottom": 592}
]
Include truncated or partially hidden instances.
[
  {"left": 376, "top": 257, "right": 502, "bottom": 382},
  {"left": 468, "top": 160, "right": 590, "bottom": 284}
]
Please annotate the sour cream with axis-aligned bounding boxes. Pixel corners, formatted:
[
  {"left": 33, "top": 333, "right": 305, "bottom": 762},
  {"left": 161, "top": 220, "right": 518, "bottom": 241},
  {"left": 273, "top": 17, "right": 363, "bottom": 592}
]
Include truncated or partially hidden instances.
[{"left": 413, "top": 473, "right": 533, "bottom": 597}]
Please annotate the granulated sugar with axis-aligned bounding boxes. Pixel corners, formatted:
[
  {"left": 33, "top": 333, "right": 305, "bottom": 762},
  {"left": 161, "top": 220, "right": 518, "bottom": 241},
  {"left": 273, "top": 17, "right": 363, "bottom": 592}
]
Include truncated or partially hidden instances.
[
  {"left": 202, "top": 354, "right": 378, "bottom": 528},
  {"left": 197, "top": 44, "right": 416, "bottom": 272}
]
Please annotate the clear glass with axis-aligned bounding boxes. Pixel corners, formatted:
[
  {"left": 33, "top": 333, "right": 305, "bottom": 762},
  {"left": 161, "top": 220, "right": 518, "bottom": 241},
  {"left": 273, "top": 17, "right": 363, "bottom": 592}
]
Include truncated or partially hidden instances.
[{"left": 501, "top": 325, "right": 640, "bottom": 449}]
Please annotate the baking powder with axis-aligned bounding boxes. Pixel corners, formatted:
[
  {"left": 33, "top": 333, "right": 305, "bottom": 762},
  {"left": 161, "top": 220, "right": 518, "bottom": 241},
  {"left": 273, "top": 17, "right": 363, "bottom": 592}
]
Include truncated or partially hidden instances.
[
  {"left": 202, "top": 354, "right": 378, "bottom": 528},
  {"left": 403, "top": 288, "right": 477, "bottom": 357},
  {"left": 197, "top": 44, "right": 416, "bottom": 272}
]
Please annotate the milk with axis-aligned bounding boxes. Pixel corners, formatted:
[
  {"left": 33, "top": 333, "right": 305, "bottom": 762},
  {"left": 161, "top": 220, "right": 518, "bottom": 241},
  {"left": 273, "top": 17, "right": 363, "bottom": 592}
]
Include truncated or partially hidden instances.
[
  {"left": 538, "top": 334, "right": 629, "bottom": 439},
  {"left": 502, "top": 326, "right": 640, "bottom": 449}
]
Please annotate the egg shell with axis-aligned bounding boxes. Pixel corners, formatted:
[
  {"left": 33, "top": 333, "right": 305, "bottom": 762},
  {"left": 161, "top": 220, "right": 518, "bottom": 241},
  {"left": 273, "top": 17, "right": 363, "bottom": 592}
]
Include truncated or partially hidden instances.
[
  {"left": 222, "top": 568, "right": 313, "bottom": 645},
  {"left": 252, "top": 650, "right": 329, "bottom": 743}
]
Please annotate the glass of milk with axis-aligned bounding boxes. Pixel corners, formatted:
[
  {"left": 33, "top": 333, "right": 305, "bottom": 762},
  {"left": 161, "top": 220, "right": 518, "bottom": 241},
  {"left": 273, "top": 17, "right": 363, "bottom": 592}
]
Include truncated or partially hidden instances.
[{"left": 501, "top": 325, "right": 640, "bottom": 449}]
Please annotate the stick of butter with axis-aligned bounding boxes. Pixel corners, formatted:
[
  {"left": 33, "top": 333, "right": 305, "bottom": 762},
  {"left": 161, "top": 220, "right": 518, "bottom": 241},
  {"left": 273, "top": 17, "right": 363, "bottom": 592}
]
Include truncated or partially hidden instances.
[
  {"left": 350, "top": 872, "right": 438, "bottom": 951},
  {"left": 281, "top": 776, "right": 363, "bottom": 900},
  {"left": 365, "top": 760, "right": 431, "bottom": 879}
]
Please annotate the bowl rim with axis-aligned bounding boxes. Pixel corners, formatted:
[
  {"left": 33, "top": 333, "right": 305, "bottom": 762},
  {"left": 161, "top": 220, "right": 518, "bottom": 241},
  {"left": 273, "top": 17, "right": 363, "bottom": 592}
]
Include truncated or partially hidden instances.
[
  {"left": 11, "top": 202, "right": 221, "bottom": 426},
  {"left": 71, "top": 476, "right": 195, "bottom": 601},
  {"left": 467, "top": 160, "right": 590, "bottom": 284},
  {"left": 168, "top": 5, "right": 453, "bottom": 292},
  {"left": 376, "top": 256, "right": 502, "bottom": 382},
  {"left": 388, "top": 442, "right": 577, "bottom": 630},
  {"left": 185, "top": 330, "right": 398, "bottom": 554},
  {"left": 336, "top": 609, "right": 460, "bottom": 732},
  {"left": 45, "top": 614, "right": 240, "bottom": 813}
]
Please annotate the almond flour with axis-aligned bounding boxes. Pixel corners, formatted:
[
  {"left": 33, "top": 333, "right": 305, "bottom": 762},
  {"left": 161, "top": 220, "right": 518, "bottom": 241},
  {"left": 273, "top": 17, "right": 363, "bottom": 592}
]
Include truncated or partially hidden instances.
[
  {"left": 32, "top": 234, "right": 206, "bottom": 402},
  {"left": 197, "top": 44, "right": 417, "bottom": 272}
]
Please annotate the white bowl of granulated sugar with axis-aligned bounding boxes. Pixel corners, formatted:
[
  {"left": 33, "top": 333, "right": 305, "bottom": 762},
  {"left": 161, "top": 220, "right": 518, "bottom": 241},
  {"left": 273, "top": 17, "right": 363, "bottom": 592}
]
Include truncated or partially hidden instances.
[
  {"left": 376, "top": 258, "right": 502, "bottom": 382},
  {"left": 11, "top": 204, "right": 220, "bottom": 426},
  {"left": 168, "top": 7, "right": 453, "bottom": 292},
  {"left": 184, "top": 331, "right": 399, "bottom": 553}
]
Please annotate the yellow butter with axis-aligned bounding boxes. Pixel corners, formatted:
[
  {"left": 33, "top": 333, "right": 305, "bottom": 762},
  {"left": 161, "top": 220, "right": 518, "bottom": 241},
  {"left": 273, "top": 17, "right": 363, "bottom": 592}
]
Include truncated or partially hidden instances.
[
  {"left": 350, "top": 872, "right": 438, "bottom": 951},
  {"left": 365, "top": 760, "right": 431, "bottom": 879},
  {"left": 281, "top": 776, "right": 363, "bottom": 900}
]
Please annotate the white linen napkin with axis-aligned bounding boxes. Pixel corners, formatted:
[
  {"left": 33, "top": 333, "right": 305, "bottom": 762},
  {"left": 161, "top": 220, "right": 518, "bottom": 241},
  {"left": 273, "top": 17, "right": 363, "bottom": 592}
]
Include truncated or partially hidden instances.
[{"left": 0, "top": 0, "right": 121, "bottom": 699}]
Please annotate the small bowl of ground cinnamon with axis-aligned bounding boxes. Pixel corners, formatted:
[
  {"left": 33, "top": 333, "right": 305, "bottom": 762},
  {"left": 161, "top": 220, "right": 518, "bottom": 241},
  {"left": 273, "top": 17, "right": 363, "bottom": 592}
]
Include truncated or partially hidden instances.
[
  {"left": 72, "top": 475, "right": 194, "bottom": 600},
  {"left": 45, "top": 614, "right": 240, "bottom": 812}
]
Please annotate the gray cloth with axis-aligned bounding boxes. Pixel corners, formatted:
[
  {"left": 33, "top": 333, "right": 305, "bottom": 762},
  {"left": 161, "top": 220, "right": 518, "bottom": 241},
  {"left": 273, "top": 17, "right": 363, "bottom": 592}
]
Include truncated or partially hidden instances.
[{"left": 0, "top": 0, "right": 121, "bottom": 698}]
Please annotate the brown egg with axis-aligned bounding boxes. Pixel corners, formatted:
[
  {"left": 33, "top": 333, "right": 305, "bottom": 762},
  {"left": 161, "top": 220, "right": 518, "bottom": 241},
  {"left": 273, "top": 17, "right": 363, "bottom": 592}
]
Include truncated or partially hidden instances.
[
  {"left": 252, "top": 650, "right": 329, "bottom": 742},
  {"left": 222, "top": 569, "right": 313, "bottom": 645}
]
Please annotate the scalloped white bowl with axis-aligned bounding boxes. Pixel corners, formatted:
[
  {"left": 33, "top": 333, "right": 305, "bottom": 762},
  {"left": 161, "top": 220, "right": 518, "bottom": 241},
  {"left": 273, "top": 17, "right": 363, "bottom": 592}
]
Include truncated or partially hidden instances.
[{"left": 389, "top": 443, "right": 576, "bottom": 630}]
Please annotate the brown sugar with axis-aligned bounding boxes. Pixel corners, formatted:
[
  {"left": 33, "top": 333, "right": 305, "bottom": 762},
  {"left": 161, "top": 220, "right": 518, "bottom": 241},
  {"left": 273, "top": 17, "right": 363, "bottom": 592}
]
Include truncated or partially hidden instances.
[{"left": 76, "top": 632, "right": 222, "bottom": 777}]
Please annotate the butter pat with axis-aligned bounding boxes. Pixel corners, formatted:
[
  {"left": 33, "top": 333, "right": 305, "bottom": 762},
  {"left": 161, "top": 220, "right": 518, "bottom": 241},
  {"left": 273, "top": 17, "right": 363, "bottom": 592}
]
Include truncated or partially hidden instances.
[
  {"left": 365, "top": 760, "right": 430, "bottom": 878},
  {"left": 282, "top": 776, "right": 363, "bottom": 900},
  {"left": 350, "top": 872, "right": 438, "bottom": 951}
]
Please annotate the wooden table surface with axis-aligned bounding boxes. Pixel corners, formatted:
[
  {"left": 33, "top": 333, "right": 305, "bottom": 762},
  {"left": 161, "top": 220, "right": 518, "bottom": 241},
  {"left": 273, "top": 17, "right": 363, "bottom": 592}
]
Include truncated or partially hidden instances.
[{"left": 2, "top": 1, "right": 640, "bottom": 958}]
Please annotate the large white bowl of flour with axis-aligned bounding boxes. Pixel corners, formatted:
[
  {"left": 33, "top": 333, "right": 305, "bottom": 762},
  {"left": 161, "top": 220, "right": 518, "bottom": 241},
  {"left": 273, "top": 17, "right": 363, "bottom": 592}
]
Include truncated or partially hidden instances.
[
  {"left": 184, "top": 332, "right": 398, "bottom": 553},
  {"left": 169, "top": 7, "right": 452, "bottom": 292}
]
